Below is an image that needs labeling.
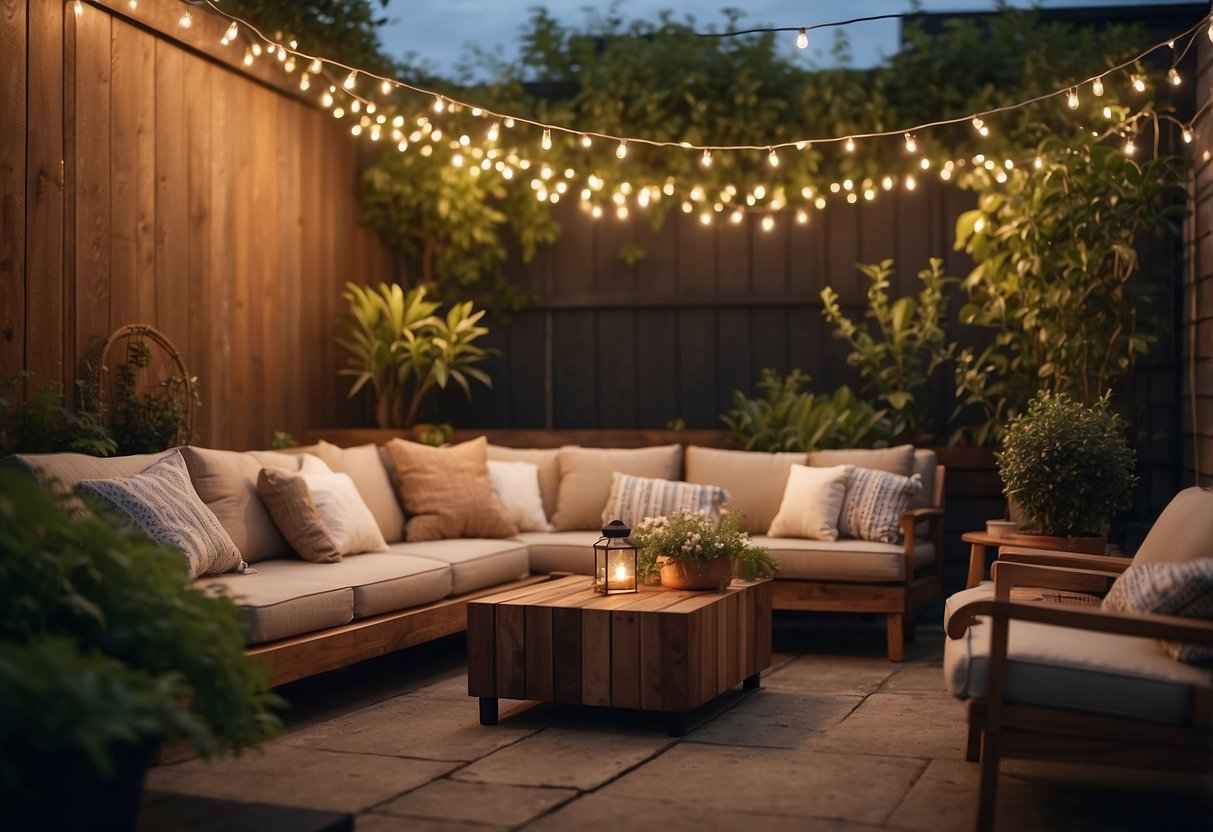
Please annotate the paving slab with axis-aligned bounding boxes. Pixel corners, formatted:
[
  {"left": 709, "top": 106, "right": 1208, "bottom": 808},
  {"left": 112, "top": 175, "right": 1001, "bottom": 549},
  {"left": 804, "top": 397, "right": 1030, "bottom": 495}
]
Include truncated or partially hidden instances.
[
  {"left": 375, "top": 780, "right": 575, "bottom": 827},
  {"left": 686, "top": 689, "right": 862, "bottom": 749},
  {"left": 358, "top": 813, "right": 502, "bottom": 832},
  {"left": 285, "top": 691, "right": 544, "bottom": 761},
  {"left": 453, "top": 725, "right": 674, "bottom": 790},
  {"left": 761, "top": 655, "right": 897, "bottom": 696},
  {"left": 523, "top": 794, "right": 885, "bottom": 832},
  {"left": 878, "top": 662, "right": 948, "bottom": 694},
  {"left": 598, "top": 743, "right": 924, "bottom": 826},
  {"left": 145, "top": 744, "right": 456, "bottom": 814},
  {"left": 811, "top": 692, "right": 967, "bottom": 759}
]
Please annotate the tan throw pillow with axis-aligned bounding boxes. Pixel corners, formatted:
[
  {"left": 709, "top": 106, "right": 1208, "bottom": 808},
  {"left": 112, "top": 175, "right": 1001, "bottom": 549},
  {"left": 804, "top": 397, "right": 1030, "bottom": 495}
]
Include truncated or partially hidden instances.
[
  {"left": 486, "top": 445, "right": 561, "bottom": 520},
  {"left": 550, "top": 445, "right": 682, "bottom": 531},
  {"left": 684, "top": 445, "right": 806, "bottom": 533},
  {"left": 767, "top": 464, "right": 851, "bottom": 541},
  {"left": 256, "top": 468, "right": 343, "bottom": 563},
  {"left": 384, "top": 436, "right": 518, "bottom": 542}
]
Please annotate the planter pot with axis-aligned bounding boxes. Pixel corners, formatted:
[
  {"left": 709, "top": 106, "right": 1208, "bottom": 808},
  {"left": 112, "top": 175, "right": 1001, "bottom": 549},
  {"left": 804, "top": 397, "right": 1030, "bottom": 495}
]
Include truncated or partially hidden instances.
[
  {"left": 986, "top": 519, "right": 1019, "bottom": 538},
  {"left": 657, "top": 555, "right": 733, "bottom": 591}
]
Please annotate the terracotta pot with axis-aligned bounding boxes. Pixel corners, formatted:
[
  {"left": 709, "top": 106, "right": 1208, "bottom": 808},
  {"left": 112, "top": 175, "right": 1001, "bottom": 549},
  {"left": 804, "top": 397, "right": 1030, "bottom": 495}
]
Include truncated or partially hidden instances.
[{"left": 657, "top": 555, "right": 733, "bottom": 591}]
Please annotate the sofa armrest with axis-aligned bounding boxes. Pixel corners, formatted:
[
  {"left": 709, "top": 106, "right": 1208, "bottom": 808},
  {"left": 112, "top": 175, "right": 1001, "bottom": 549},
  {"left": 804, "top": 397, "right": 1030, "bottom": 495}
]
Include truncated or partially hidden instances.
[
  {"left": 991, "top": 560, "right": 1119, "bottom": 599},
  {"left": 996, "top": 546, "right": 1132, "bottom": 574},
  {"left": 900, "top": 507, "right": 944, "bottom": 581}
]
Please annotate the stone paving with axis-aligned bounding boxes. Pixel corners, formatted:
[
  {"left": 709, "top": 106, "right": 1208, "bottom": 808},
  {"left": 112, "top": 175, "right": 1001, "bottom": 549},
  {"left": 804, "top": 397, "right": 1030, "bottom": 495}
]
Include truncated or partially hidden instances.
[{"left": 146, "top": 614, "right": 1213, "bottom": 830}]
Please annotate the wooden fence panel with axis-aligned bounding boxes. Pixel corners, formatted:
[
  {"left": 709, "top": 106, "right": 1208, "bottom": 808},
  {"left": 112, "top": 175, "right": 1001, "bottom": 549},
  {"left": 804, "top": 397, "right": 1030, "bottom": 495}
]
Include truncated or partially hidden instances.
[{"left": 0, "top": 0, "right": 25, "bottom": 384}]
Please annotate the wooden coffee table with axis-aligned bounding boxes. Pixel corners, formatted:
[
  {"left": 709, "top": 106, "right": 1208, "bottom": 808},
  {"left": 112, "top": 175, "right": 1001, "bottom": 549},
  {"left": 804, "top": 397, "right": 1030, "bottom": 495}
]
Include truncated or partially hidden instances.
[{"left": 467, "top": 574, "right": 773, "bottom": 736}]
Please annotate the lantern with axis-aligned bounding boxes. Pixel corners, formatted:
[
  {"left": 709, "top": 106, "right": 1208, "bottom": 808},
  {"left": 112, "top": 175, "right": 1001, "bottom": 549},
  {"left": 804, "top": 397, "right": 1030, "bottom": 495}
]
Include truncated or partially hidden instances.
[{"left": 593, "top": 520, "right": 638, "bottom": 594}]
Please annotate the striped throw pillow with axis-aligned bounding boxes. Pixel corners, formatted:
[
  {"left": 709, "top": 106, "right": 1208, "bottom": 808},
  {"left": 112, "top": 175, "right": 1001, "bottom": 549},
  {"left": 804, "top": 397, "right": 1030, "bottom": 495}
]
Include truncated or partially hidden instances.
[
  {"left": 77, "top": 450, "right": 248, "bottom": 579},
  {"left": 838, "top": 467, "right": 923, "bottom": 543},
  {"left": 1103, "top": 560, "right": 1213, "bottom": 663},
  {"left": 601, "top": 472, "right": 730, "bottom": 528}
]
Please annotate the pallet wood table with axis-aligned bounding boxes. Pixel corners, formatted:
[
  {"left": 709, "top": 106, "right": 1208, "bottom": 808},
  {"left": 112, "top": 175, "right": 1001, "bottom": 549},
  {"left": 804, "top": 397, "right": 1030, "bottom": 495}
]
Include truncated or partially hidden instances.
[{"left": 467, "top": 574, "right": 773, "bottom": 736}]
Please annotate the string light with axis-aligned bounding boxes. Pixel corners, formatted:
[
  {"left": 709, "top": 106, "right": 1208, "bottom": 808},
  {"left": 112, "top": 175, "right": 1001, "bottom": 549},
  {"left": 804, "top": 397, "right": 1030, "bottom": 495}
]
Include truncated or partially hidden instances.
[
  {"left": 129, "top": 0, "right": 137, "bottom": 8},
  {"left": 796, "top": 209, "right": 808, "bottom": 223},
  {"left": 844, "top": 137, "right": 855, "bottom": 153},
  {"left": 179, "top": 7, "right": 192, "bottom": 27},
  {"left": 243, "top": 49, "right": 254, "bottom": 67},
  {"left": 905, "top": 175, "right": 916, "bottom": 191},
  {"left": 580, "top": 134, "right": 592, "bottom": 147},
  {"left": 768, "top": 147, "right": 779, "bottom": 167},
  {"left": 761, "top": 215, "right": 775, "bottom": 232},
  {"left": 1183, "top": 127, "right": 1194, "bottom": 144},
  {"left": 796, "top": 28, "right": 808, "bottom": 49},
  {"left": 222, "top": 22, "right": 238, "bottom": 44},
  {"left": 433, "top": 95, "right": 445, "bottom": 113},
  {"left": 1067, "top": 88, "right": 1079, "bottom": 109},
  {"left": 1124, "top": 135, "right": 1136, "bottom": 155},
  {"left": 1168, "top": 68, "right": 1182, "bottom": 87},
  {"left": 487, "top": 122, "right": 500, "bottom": 142},
  {"left": 381, "top": 79, "right": 393, "bottom": 95},
  {"left": 541, "top": 129, "right": 552, "bottom": 150},
  {"left": 1132, "top": 76, "right": 1146, "bottom": 92},
  {"left": 73, "top": 0, "right": 82, "bottom": 15},
  {"left": 1092, "top": 77, "right": 1104, "bottom": 96},
  {"left": 904, "top": 133, "right": 917, "bottom": 153},
  {"left": 616, "top": 140, "right": 628, "bottom": 159},
  {"left": 343, "top": 70, "right": 357, "bottom": 90},
  {"left": 702, "top": 149, "right": 712, "bottom": 167},
  {"left": 310, "top": 58, "right": 322, "bottom": 74}
]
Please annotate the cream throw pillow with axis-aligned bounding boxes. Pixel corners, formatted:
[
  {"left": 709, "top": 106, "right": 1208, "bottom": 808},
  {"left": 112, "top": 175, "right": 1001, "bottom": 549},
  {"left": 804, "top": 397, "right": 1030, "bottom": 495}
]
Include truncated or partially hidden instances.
[
  {"left": 551, "top": 445, "right": 682, "bottom": 531},
  {"left": 486, "top": 445, "right": 562, "bottom": 520},
  {"left": 767, "top": 464, "right": 850, "bottom": 541},
  {"left": 297, "top": 455, "right": 389, "bottom": 555},
  {"left": 384, "top": 436, "right": 519, "bottom": 542}
]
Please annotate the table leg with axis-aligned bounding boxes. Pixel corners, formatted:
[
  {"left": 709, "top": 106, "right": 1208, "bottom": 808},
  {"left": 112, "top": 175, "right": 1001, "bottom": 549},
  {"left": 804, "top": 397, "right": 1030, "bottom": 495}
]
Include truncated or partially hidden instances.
[
  {"left": 479, "top": 697, "right": 498, "bottom": 726},
  {"left": 743, "top": 672, "right": 761, "bottom": 690},
  {"left": 966, "top": 543, "right": 989, "bottom": 589},
  {"left": 667, "top": 713, "right": 688, "bottom": 737}
]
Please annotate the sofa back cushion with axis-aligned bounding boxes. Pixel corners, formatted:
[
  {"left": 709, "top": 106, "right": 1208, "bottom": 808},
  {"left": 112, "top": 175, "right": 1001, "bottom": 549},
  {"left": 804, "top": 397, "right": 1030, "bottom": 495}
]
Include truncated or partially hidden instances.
[
  {"left": 1132, "top": 487, "right": 1213, "bottom": 567},
  {"left": 335, "top": 443, "right": 407, "bottom": 544},
  {"left": 684, "top": 445, "right": 806, "bottom": 534},
  {"left": 181, "top": 446, "right": 300, "bottom": 563},
  {"left": 6, "top": 449, "right": 173, "bottom": 494},
  {"left": 551, "top": 445, "right": 681, "bottom": 531},
  {"left": 810, "top": 444, "right": 938, "bottom": 510},
  {"left": 486, "top": 445, "right": 561, "bottom": 521}
]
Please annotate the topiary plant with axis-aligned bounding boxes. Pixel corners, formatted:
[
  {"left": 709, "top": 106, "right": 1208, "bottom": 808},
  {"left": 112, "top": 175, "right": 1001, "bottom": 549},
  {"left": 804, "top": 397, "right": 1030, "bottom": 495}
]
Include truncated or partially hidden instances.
[{"left": 996, "top": 393, "right": 1135, "bottom": 537}]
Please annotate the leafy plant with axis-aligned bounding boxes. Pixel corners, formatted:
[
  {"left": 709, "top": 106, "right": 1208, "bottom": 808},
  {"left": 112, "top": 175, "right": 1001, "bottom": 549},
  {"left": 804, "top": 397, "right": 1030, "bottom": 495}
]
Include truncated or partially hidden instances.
[
  {"left": 0, "top": 470, "right": 283, "bottom": 814},
  {"left": 821, "top": 258, "right": 955, "bottom": 440},
  {"left": 270, "top": 431, "right": 299, "bottom": 450},
  {"left": 109, "top": 339, "right": 200, "bottom": 454},
  {"left": 952, "top": 135, "right": 1187, "bottom": 446},
  {"left": 0, "top": 372, "right": 116, "bottom": 457},
  {"left": 630, "top": 511, "right": 778, "bottom": 583},
  {"left": 338, "top": 282, "right": 496, "bottom": 428},
  {"left": 723, "top": 369, "right": 891, "bottom": 452},
  {"left": 996, "top": 393, "right": 1136, "bottom": 537}
]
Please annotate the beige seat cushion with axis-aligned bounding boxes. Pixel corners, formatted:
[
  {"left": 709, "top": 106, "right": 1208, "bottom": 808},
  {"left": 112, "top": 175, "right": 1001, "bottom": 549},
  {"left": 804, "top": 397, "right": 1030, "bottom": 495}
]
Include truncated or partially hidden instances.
[
  {"left": 199, "top": 562, "right": 354, "bottom": 644},
  {"left": 943, "top": 614, "right": 1213, "bottom": 725},
  {"left": 515, "top": 530, "right": 603, "bottom": 575},
  {"left": 1132, "top": 487, "right": 1213, "bottom": 566},
  {"left": 684, "top": 446, "right": 806, "bottom": 534},
  {"left": 384, "top": 437, "right": 518, "bottom": 542},
  {"left": 392, "top": 538, "right": 530, "bottom": 595},
  {"left": 181, "top": 446, "right": 300, "bottom": 563},
  {"left": 551, "top": 445, "right": 682, "bottom": 531},
  {"left": 6, "top": 449, "right": 173, "bottom": 493},
  {"left": 752, "top": 536, "right": 936, "bottom": 583},
  {"left": 314, "top": 552, "right": 452, "bottom": 618},
  {"left": 487, "top": 445, "right": 561, "bottom": 521}
]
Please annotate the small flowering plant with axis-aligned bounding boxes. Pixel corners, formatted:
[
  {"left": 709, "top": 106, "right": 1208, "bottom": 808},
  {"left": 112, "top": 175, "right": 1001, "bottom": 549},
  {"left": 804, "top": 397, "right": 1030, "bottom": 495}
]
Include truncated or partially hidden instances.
[{"left": 630, "top": 511, "right": 778, "bottom": 582}]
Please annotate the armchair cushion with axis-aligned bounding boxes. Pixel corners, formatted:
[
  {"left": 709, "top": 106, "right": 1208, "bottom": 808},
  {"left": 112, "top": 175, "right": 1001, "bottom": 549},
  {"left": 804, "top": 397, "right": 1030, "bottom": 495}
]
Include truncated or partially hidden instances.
[
  {"left": 1103, "top": 560, "right": 1213, "bottom": 663},
  {"left": 1132, "top": 487, "right": 1213, "bottom": 567}
]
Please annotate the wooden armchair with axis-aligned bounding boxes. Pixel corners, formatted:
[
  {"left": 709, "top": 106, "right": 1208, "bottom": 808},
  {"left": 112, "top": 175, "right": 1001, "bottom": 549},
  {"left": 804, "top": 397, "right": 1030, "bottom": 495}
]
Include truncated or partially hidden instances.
[{"left": 944, "top": 486, "right": 1213, "bottom": 830}]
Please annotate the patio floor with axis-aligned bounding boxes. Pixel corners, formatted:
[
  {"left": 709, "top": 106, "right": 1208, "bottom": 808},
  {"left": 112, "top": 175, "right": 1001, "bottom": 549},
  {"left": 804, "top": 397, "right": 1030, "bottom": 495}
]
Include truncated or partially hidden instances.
[{"left": 146, "top": 614, "right": 1213, "bottom": 831}]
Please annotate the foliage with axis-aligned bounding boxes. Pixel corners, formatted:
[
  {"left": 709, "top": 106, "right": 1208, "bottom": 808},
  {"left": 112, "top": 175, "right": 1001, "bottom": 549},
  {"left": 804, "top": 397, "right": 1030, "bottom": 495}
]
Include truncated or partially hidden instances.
[
  {"left": 630, "top": 511, "right": 778, "bottom": 583},
  {"left": 952, "top": 135, "right": 1188, "bottom": 446},
  {"left": 723, "top": 369, "right": 891, "bottom": 452},
  {"left": 338, "top": 282, "right": 496, "bottom": 428},
  {"left": 109, "top": 339, "right": 200, "bottom": 454},
  {"left": 996, "top": 393, "right": 1136, "bottom": 536},
  {"left": 821, "top": 258, "right": 955, "bottom": 440},
  {"left": 270, "top": 431, "right": 299, "bottom": 450},
  {"left": 0, "top": 470, "right": 283, "bottom": 797},
  {"left": 0, "top": 372, "right": 116, "bottom": 457}
]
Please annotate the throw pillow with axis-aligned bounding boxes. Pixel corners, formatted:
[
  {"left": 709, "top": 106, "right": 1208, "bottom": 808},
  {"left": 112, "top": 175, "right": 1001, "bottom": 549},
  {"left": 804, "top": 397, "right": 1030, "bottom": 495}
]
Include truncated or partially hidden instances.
[
  {"left": 550, "top": 445, "right": 682, "bottom": 531},
  {"left": 256, "top": 468, "right": 343, "bottom": 563},
  {"left": 77, "top": 450, "right": 247, "bottom": 579},
  {"left": 487, "top": 459, "right": 552, "bottom": 533},
  {"left": 384, "top": 436, "right": 519, "bottom": 542},
  {"left": 486, "top": 445, "right": 561, "bottom": 520},
  {"left": 838, "top": 467, "right": 924, "bottom": 544},
  {"left": 767, "top": 464, "right": 850, "bottom": 541},
  {"left": 601, "top": 472, "right": 731, "bottom": 527},
  {"left": 297, "top": 455, "right": 390, "bottom": 555},
  {"left": 1103, "top": 560, "right": 1213, "bottom": 663}
]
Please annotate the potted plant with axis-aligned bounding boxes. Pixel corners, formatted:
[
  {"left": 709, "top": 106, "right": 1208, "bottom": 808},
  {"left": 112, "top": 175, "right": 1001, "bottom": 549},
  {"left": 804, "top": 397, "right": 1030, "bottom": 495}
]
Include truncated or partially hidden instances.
[
  {"left": 0, "top": 471, "right": 283, "bottom": 831},
  {"left": 995, "top": 393, "right": 1135, "bottom": 550},
  {"left": 631, "top": 512, "right": 779, "bottom": 591},
  {"left": 338, "top": 282, "right": 496, "bottom": 429}
]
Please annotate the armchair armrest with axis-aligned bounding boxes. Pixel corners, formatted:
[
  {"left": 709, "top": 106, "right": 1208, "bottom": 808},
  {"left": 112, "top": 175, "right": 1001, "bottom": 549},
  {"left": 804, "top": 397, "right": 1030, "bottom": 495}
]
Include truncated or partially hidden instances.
[
  {"left": 996, "top": 546, "right": 1132, "bottom": 574},
  {"left": 991, "top": 560, "right": 1119, "bottom": 599}
]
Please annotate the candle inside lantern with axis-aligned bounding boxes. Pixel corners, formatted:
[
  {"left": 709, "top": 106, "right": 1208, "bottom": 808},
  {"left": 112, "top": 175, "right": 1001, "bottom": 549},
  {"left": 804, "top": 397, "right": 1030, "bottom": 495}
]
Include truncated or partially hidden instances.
[{"left": 609, "top": 556, "right": 636, "bottom": 591}]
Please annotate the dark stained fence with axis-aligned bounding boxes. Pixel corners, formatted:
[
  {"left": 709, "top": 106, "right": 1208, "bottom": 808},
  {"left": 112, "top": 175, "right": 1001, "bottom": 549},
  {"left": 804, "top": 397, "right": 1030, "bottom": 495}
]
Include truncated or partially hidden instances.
[{"left": 1187, "top": 34, "right": 1213, "bottom": 490}]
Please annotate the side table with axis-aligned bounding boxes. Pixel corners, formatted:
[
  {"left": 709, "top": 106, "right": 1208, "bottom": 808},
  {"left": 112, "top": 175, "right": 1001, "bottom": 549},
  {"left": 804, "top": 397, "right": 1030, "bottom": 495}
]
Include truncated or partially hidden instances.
[{"left": 962, "top": 531, "right": 1108, "bottom": 588}]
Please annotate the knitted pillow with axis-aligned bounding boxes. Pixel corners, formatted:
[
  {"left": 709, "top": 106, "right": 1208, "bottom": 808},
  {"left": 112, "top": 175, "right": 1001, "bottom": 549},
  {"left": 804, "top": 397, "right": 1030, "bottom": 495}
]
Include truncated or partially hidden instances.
[
  {"left": 838, "top": 467, "right": 923, "bottom": 544},
  {"left": 601, "top": 472, "right": 730, "bottom": 528},
  {"left": 77, "top": 450, "right": 247, "bottom": 578},
  {"left": 1102, "top": 560, "right": 1213, "bottom": 663}
]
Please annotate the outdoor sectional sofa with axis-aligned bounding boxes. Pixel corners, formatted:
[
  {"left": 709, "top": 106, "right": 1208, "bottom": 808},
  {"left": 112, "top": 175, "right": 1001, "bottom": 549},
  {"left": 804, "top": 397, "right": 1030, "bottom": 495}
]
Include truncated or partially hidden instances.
[{"left": 7, "top": 436, "right": 944, "bottom": 685}]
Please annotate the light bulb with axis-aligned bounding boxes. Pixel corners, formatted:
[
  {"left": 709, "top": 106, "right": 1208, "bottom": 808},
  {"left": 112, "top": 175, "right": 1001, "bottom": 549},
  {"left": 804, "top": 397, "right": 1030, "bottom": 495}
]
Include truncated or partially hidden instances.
[
  {"left": 321, "top": 90, "right": 333, "bottom": 108},
  {"left": 73, "top": 0, "right": 82, "bottom": 15},
  {"left": 761, "top": 215, "right": 775, "bottom": 232},
  {"left": 580, "top": 134, "right": 592, "bottom": 147},
  {"left": 814, "top": 196, "right": 826, "bottom": 209},
  {"left": 243, "top": 49, "right": 255, "bottom": 66},
  {"left": 1092, "top": 77, "right": 1104, "bottom": 96},
  {"left": 541, "top": 129, "right": 552, "bottom": 150},
  {"left": 729, "top": 210, "right": 743, "bottom": 224},
  {"left": 699, "top": 212, "right": 712, "bottom": 226},
  {"left": 905, "top": 175, "right": 917, "bottom": 191},
  {"left": 796, "top": 28, "right": 808, "bottom": 49},
  {"left": 433, "top": 96, "right": 445, "bottom": 113},
  {"left": 616, "top": 206, "right": 628, "bottom": 220},
  {"left": 299, "top": 73, "right": 310, "bottom": 91},
  {"left": 1067, "top": 88, "right": 1079, "bottom": 109},
  {"left": 844, "top": 137, "right": 855, "bottom": 153},
  {"left": 846, "top": 193, "right": 857, "bottom": 204},
  {"left": 487, "top": 122, "right": 500, "bottom": 142},
  {"left": 702, "top": 149, "right": 712, "bottom": 167},
  {"left": 843, "top": 179, "right": 853, "bottom": 191},
  {"left": 224, "top": 22, "right": 238, "bottom": 42},
  {"left": 768, "top": 148, "right": 779, "bottom": 167},
  {"left": 920, "top": 157, "right": 930, "bottom": 170},
  {"left": 616, "top": 140, "right": 627, "bottom": 159},
  {"left": 1168, "top": 68, "right": 1182, "bottom": 87},
  {"left": 332, "top": 107, "right": 344, "bottom": 119},
  {"left": 973, "top": 217, "right": 985, "bottom": 233},
  {"left": 310, "top": 58, "right": 322, "bottom": 74},
  {"left": 179, "top": 8, "right": 191, "bottom": 27},
  {"left": 381, "top": 79, "right": 392, "bottom": 95},
  {"left": 1103, "top": 106, "right": 1113, "bottom": 119},
  {"left": 1033, "top": 156, "right": 1043, "bottom": 169},
  {"left": 881, "top": 175, "right": 893, "bottom": 190},
  {"left": 277, "top": 47, "right": 287, "bottom": 63},
  {"left": 1184, "top": 128, "right": 1194, "bottom": 144},
  {"left": 128, "top": 0, "right": 136, "bottom": 8},
  {"left": 904, "top": 133, "right": 917, "bottom": 153},
  {"left": 1124, "top": 137, "right": 1136, "bottom": 155},
  {"left": 863, "top": 188, "right": 875, "bottom": 201},
  {"left": 343, "top": 70, "right": 357, "bottom": 90},
  {"left": 1132, "top": 77, "right": 1145, "bottom": 93},
  {"left": 796, "top": 209, "right": 808, "bottom": 224}
]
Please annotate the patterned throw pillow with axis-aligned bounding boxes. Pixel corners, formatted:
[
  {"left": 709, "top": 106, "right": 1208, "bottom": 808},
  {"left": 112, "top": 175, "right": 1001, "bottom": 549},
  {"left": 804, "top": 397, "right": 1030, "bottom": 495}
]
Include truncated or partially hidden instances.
[
  {"left": 1102, "top": 560, "right": 1213, "bottom": 663},
  {"left": 838, "top": 467, "right": 923, "bottom": 544},
  {"left": 77, "top": 450, "right": 247, "bottom": 579},
  {"left": 601, "top": 472, "right": 730, "bottom": 528}
]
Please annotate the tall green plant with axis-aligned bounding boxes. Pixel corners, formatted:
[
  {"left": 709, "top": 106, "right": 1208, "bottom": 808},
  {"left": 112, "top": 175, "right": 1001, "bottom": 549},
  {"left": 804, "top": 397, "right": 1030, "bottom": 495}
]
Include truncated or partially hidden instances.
[
  {"left": 338, "top": 282, "right": 496, "bottom": 428},
  {"left": 821, "top": 258, "right": 955, "bottom": 440},
  {"left": 952, "top": 135, "right": 1187, "bottom": 445},
  {"left": 723, "top": 369, "right": 891, "bottom": 452},
  {"left": 0, "top": 373, "right": 116, "bottom": 457}
]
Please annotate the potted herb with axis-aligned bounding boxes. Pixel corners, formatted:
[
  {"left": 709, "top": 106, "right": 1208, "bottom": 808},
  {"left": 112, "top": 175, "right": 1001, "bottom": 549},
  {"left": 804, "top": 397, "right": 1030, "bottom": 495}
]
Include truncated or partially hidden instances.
[
  {"left": 996, "top": 393, "right": 1135, "bottom": 549},
  {"left": 631, "top": 512, "right": 779, "bottom": 591},
  {"left": 0, "top": 471, "right": 283, "bottom": 830}
]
